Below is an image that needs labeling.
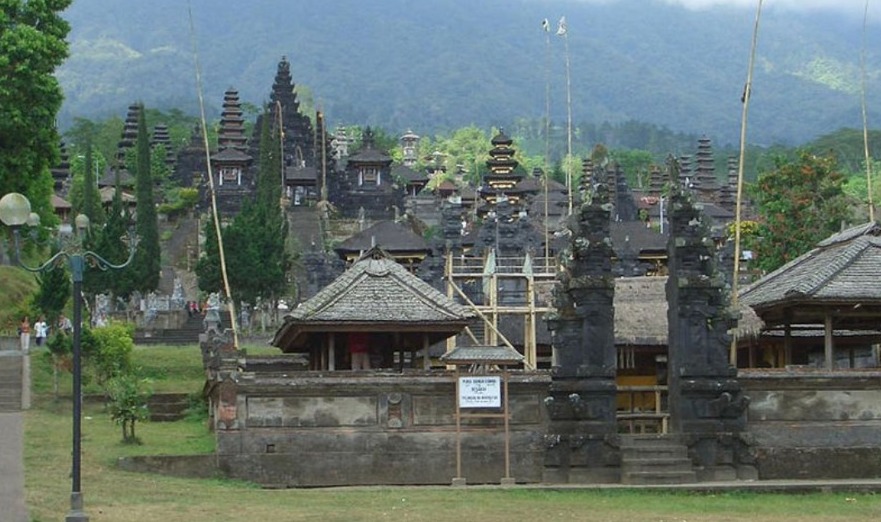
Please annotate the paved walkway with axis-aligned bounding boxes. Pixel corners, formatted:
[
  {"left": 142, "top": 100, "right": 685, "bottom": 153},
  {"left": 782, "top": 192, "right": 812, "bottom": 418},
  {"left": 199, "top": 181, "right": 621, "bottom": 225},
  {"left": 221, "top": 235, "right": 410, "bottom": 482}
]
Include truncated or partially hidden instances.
[{"left": 0, "top": 412, "right": 28, "bottom": 522}]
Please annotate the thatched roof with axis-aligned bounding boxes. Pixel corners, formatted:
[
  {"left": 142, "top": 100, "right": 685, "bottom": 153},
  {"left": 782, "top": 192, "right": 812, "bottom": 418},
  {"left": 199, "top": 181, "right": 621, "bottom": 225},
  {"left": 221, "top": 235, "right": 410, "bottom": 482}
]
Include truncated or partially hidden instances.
[{"left": 614, "top": 276, "right": 763, "bottom": 346}]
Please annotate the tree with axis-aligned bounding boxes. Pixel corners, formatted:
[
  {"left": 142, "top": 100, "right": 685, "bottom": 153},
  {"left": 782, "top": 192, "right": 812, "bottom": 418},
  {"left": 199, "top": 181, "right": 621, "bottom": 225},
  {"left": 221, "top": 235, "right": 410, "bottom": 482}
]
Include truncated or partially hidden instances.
[
  {"left": 80, "top": 138, "right": 104, "bottom": 224},
  {"left": 0, "top": 0, "right": 71, "bottom": 221},
  {"left": 105, "top": 374, "right": 151, "bottom": 444},
  {"left": 130, "top": 104, "right": 160, "bottom": 293},
  {"left": 33, "top": 248, "right": 69, "bottom": 322},
  {"left": 195, "top": 215, "right": 222, "bottom": 294},
  {"left": 751, "top": 151, "right": 851, "bottom": 272},
  {"left": 84, "top": 185, "right": 135, "bottom": 299}
]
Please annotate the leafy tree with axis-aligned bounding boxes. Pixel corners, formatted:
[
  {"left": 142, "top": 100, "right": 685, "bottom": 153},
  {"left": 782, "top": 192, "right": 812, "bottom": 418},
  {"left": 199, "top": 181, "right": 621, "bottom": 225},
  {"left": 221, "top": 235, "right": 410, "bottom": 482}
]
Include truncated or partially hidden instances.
[
  {"left": 0, "top": 0, "right": 70, "bottom": 221},
  {"left": 610, "top": 149, "right": 655, "bottom": 189},
  {"left": 750, "top": 151, "right": 851, "bottom": 272},
  {"left": 130, "top": 104, "right": 160, "bottom": 293},
  {"left": 105, "top": 374, "right": 151, "bottom": 444}
]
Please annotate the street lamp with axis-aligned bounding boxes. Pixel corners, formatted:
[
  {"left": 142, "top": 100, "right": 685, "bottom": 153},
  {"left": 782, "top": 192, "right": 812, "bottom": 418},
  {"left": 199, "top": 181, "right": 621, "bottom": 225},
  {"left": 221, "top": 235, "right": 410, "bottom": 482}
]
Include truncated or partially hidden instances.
[{"left": 0, "top": 192, "right": 136, "bottom": 522}]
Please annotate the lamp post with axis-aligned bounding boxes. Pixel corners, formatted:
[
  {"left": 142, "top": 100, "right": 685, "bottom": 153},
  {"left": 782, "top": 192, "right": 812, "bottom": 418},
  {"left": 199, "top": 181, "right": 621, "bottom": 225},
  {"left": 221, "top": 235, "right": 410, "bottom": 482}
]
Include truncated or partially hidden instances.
[{"left": 0, "top": 192, "right": 136, "bottom": 522}]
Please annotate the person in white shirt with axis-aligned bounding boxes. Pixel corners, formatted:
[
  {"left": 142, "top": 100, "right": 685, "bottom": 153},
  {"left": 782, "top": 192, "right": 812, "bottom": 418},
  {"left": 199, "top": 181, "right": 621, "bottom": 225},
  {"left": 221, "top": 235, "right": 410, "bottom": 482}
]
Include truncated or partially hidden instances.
[{"left": 34, "top": 315, "right": 49, "bottom": 347}]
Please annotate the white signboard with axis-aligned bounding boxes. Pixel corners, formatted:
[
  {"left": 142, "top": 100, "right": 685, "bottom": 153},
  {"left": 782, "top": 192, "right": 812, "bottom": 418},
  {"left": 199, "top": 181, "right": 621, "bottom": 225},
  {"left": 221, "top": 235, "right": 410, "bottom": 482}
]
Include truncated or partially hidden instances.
[{"left": 458, "top": 376, "right": 501, "bottom": 408}]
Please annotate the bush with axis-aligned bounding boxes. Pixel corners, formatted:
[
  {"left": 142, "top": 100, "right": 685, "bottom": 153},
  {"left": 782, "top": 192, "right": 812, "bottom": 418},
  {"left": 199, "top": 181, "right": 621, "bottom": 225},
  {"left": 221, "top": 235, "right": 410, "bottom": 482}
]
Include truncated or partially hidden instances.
[
  {"left": 83, "top": 321, "right": 135, "bottom": 386},
  {"left": 105, "top": 374, "right": 152, "bottom": 444}
]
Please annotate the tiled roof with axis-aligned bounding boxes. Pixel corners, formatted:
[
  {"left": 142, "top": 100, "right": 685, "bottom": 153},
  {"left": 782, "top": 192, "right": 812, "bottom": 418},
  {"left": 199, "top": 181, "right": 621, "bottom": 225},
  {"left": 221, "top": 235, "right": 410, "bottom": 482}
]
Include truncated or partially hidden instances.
[
  {"left": 285, "top": 165, "right": 317, "bottom": 182},
  {"left": 441, "top": 345, "right": 524, "bottom": 365},
  {"left": 610, "top": 221, "right": 669, "bottom": 254},
  {"left": 211, "top": 148, "right": 252, "bottom": 163},
  {"left": 393, "top": 165, "right": 429, "bottom": 183},
  {"left": 740, "top": 222, "right": 881, "bottom": 309},
  {"left": 334, "top": 220, "right": 430, "bottom": 254},
  {"left": 284, "top": 247, "right": 474, "bottom": 325}
]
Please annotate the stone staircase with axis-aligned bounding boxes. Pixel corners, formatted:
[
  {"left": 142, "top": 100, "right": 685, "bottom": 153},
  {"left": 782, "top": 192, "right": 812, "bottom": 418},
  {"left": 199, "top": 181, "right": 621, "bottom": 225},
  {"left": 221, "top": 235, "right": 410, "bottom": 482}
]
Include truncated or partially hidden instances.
[
  {"left": 134, "top": 312, "right": 232, "bottom": 345},
  {"left": 0, "top": 352, "right": 23, "bottom": 412},
  {"left": 148, "top": 393, "right": 191, "bottom": 422},
  {"left": 620, "top": 434, "right": 697, "bottom": 485}
]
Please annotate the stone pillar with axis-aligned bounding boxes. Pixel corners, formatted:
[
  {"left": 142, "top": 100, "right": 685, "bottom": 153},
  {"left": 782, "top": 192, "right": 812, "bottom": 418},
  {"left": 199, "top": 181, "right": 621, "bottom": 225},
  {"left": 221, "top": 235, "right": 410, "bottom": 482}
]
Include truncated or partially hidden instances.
[
  {"left": 665, "top": 185, "right": 754, "bottom": 480},
  {"left": 545, "top": 173, "right": 618, "bottom": 483}
]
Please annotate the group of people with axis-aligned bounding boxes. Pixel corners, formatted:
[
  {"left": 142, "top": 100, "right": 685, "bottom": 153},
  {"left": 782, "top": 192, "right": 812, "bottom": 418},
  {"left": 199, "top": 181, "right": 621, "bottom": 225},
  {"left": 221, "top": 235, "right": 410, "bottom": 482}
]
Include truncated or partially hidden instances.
[{"left": 17, "top": 314, "right": 73, "bottom": 352}]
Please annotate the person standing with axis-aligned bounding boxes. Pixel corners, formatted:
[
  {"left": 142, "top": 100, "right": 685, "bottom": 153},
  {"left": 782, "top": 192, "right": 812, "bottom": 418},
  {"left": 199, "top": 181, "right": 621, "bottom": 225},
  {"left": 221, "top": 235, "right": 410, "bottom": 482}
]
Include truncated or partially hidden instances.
[
  {"left": 34, "top": 315, "right": 48, "bottom": 347},
  {"left": 348, "top": 331, "right": 371, "bottom": 370},
  {"left": 19, "top": 316, "right": 30, "bottom": 352},
  {"left": 57, "top": 313, "right": 73, "bottom": 334}
]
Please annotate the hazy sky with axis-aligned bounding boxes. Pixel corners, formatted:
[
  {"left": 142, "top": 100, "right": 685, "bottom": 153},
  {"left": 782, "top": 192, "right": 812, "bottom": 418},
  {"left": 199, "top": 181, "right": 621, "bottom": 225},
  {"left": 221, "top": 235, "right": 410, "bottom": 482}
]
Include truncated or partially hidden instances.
[{"left": 564, "top": 0, "right": 881, "bottom": 19}]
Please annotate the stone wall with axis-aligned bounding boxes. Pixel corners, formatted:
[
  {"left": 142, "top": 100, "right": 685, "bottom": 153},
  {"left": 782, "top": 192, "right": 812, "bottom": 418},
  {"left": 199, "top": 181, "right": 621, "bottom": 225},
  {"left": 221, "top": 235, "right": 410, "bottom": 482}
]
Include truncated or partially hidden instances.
[
  {"left": 214, "top": 371, "right": 551, "bottom": 487},
  {"left": 741, "top": 369, "right": 881, "bottom": 479}
]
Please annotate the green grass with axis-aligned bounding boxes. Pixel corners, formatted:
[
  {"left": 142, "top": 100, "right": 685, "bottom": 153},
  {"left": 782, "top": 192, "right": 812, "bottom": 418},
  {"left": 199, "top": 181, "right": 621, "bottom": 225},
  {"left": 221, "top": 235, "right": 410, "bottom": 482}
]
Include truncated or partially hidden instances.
[
  {"left": 23, "top": 343, "right": 881, "bottom": 521},
  {"left": 0, "top": 265, "right": 37, "bottom": 335}
]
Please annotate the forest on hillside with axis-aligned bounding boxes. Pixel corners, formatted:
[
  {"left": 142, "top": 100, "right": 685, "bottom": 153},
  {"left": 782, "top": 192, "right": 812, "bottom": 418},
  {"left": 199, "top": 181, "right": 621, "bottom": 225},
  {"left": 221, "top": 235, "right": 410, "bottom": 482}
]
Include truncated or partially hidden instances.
[{"left": 56, "top": 0, "right": 881, "bottom": 148}]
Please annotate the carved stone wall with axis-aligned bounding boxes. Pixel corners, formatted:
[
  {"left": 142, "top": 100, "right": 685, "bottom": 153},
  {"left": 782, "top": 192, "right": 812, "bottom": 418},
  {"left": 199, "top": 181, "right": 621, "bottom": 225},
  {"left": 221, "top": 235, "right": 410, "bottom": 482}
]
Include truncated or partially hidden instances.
[
  {"left": 665, "top": 185, "right": 752, "bottom": 480},
  {"left": 545, "top": 173, "right": 619, "bottom": 483}
]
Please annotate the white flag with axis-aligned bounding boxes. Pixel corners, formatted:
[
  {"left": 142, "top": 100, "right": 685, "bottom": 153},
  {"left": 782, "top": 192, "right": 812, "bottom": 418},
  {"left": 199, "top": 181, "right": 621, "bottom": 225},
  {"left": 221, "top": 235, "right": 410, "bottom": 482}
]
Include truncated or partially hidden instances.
[
  {"left": 556, "top": 16, "right": 567, "bottom": 36},
  {"left": 541, "top": 18, "right": 550, "bottom": 32}
]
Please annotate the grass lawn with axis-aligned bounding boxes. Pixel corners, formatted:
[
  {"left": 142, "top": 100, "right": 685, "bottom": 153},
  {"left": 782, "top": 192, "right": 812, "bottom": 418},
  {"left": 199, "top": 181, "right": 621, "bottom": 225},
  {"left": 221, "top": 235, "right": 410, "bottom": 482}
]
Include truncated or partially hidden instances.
[{"left": 24, "top": 345, "right": 881, "bottom": 521}]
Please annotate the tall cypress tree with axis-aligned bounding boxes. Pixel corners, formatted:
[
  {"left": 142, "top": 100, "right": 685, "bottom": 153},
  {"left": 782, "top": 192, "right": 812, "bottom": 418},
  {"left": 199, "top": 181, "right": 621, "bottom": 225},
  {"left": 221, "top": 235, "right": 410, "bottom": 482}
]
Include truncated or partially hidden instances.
[
  {"left": 131, "top": 104, "right": 160, "bottom": 293},
  {"left": 82, "top": 139, "right": 104, "bottom": 225}
]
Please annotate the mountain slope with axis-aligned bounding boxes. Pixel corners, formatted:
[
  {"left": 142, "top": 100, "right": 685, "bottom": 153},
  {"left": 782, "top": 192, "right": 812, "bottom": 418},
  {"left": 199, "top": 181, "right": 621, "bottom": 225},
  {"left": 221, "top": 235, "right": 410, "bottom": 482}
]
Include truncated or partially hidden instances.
[{"left": 56, "top": 0, "right": 881, "bottom": 146}]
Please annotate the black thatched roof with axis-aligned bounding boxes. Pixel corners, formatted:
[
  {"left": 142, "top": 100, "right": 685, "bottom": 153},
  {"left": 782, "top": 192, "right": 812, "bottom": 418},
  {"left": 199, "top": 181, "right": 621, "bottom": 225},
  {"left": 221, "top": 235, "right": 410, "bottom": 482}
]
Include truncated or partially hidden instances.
[
  {"left": 393, "top": 165, "right": 428, "bottom": 184},
  {"left": 285, "top": 165, "right": 317, "bottom": 182},
  {"left": 211, "top": 148, "right": 252, "bottom": 163},
  {"left": 271, "top": 247, "right": 474, "bottom": 351},
  {"left": 740, "top": 222, "right": 881, "bottom": 311},
  {"left": 334, "top": 220, "right": 430, "bottom": 256}
]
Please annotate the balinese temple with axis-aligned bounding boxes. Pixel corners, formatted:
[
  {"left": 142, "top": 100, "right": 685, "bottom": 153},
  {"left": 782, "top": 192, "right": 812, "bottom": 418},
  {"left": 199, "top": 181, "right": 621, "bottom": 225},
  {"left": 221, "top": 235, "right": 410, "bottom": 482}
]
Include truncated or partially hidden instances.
[
  {"left": 393, "top": 164, "right": 429, "bottom": 197},
  {"left": 692, "top": 136, "right": 719, "bottom": 205},
  {"left": 479, "top": 130, "right": 524, "bottom": 212},
  {"left": 98, "top": 103, "right": 140, "bottom": 189},
  {"left": 51, "top": 141, "right": 71, "bottom": 195},
  {"left": 151, "top": 123, "right": 176, "bottom": 170},
  {"left": 334, "top": 220, "right": 431, "bottom": 270},
  {"left": 331, "top": 127, "right": 400, "bottom": 219},
  {"left": 272, "top": 246, "right": 475, "bottom": 371},
  {"left": 172, "top": 125, "right": 208, "bottom": 189},
  {"left": 210, "top": 88, "right": 253, "bottom": 215},
  {"left": 400, "top": 129, "right": 420, "bottom": 167}
]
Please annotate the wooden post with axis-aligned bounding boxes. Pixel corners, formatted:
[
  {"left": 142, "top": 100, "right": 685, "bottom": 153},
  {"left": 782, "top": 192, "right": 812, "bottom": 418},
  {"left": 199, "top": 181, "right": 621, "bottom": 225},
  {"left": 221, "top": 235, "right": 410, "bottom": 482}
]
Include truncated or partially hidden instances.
[
  {"left": 825, "top": 312, "right": 834, "bottom": 370},
  {"left": 452, "top": 368, "right": 465, "bottom": 486},
  {"left": 328, "top": 333, "right": 335, "bottom": 371},
  {"left": 422, "top": 334, "right": 430, "bottom": 370},
  {"left": 501, "top": 368, "right": 514, "bottom": 485}
]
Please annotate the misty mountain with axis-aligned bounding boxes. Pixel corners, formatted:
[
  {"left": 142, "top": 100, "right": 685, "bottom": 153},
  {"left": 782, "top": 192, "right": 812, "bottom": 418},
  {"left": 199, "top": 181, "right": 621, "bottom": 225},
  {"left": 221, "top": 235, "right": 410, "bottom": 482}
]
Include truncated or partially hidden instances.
[{"left": 56, "top": 0, "right": 881, "bottom": 148}]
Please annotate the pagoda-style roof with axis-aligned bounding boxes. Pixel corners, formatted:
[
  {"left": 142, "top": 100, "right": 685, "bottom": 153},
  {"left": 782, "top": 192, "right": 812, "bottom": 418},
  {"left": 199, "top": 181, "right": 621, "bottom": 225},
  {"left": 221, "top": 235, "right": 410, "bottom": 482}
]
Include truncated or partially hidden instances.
[
  {"left": 334, "top": 220, "right": 430, "bottom": 259},
  {"left": 98, "top": 168, "right": 135, "bottom": 188},
  {"left": 285, "top": 165, "right": 317, "bottom": 183},
  {"left": 393, "top": 165, "right": 429, "bottom": 184},
  {"left": 271, "top": 247, "right": 475, "bottom": 352},
  {"left": 740, "top": 222, "right": 881, "bottom": 328},
  {"left": 211, "top": 148, "right": 252, "bottom": 163},
  {"left": 348, "top": 147, "right": 392, "bottom": 164}
]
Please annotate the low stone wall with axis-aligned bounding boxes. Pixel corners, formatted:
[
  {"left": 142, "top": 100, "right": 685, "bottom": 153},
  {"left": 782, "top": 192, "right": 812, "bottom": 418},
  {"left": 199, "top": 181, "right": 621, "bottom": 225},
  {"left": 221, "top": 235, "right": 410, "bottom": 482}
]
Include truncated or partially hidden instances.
[
  {"left": 214, "top": 371, "right": 552, "bottom": 487},
  {"left": 741, "top": 369, "right": 881, "bottom": 479},
  {"left": 117, "top": 454, "right": 219, "bottom": 479}
]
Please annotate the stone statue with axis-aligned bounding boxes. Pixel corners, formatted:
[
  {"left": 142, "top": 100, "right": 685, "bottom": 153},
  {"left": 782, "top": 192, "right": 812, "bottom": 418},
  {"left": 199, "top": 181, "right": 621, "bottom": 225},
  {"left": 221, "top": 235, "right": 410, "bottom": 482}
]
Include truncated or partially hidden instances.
[{"left": 204, "top": 292, "right": 222, "bottom": 334}]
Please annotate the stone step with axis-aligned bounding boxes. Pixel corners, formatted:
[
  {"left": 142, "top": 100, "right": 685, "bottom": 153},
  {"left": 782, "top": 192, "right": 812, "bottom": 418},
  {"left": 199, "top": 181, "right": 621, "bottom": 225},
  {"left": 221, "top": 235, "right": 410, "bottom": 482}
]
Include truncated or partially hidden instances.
[
  {"left": 621, "top": 445, "right": 688, "bottom": 459},
  {"left": 621, "top": 470, "right": 697, "bottom": 485},
  {"left": 621, "top": 457, "right": 695, "bottom": 474}
]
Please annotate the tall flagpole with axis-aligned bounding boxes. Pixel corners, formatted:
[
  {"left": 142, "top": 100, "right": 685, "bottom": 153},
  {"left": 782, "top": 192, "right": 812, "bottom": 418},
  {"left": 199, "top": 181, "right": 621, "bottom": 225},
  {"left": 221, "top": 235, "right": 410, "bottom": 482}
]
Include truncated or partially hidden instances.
[
  {"left": 731, "top": 0, "right": 764, "bottom": 367},
  {"left": 187, "top": 1, "right": 240, "bottom": 350},
  {"left": 860, "top": 0, "right": 875, "bottom": 222},
  {"left": 558, "top": 16, "right": 573, "bottom": 215},
  {"left": 543, "top": 18, "right": 551, "bottom": 261}
]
